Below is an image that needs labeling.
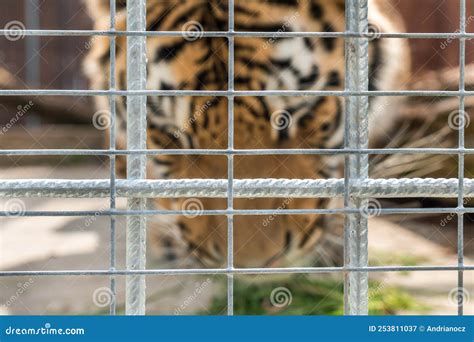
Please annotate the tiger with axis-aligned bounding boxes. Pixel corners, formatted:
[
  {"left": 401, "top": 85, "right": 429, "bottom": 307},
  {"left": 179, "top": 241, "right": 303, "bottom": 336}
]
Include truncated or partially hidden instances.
[{"left": 84, "top": 0, "right": 411, "bottom": 269}]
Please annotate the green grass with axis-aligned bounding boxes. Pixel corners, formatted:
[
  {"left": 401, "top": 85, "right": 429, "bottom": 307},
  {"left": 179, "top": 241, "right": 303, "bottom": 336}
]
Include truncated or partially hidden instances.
[
  {"left": 205, "top": 275, "right": 428, "bottom": 315},
  {"left": 90, "top": 275, "right": 428, "bottom": 315},
  {"left": 369, "top": 251, "right": 429, "bottom": 276}
]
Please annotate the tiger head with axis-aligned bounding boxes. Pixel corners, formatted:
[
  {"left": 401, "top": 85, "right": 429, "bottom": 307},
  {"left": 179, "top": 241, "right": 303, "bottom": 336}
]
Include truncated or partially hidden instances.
[{"left": 83, "top": 0, "right": 410, "bottom": 270}]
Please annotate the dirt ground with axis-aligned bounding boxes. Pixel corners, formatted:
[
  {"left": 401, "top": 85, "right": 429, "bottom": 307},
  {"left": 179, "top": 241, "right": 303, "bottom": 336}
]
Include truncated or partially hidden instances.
[{"left": 0, "top": 165, "right": 472, "bottom": 315}]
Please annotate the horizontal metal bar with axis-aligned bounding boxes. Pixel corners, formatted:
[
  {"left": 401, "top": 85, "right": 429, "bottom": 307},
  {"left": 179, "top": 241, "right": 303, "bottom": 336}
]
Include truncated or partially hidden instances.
[
  {"left": 0, "top": 178, "right": 473, "bottom": 198},
  {"left": 1, "top": 265, "right": 473, "bottom": 277},
  {"left": 1, "top": 207, "right": 473, "bottom": 217},
  {"left": 0, "top": 89, "right": 472, "bottom": 97},
  {"left": 0, "top": 29, "right": 473, "bottom": 39},
  {"left": 0, "top": 148, "right": 473, "bottom": 157}
]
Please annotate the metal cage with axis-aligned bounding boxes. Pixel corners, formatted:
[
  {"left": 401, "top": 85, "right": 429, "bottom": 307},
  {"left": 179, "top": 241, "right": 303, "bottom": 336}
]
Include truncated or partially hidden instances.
[{"left": 0, "top": 0, "right": 473, "bottom": 316}]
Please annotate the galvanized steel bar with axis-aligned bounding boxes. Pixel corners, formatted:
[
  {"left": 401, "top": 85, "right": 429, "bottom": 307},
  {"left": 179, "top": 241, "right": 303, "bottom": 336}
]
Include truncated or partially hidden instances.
[
  {"left": 0, "top": 89, "right": 472, "bottom": 97},
  {"left": 109, "top": 0, "right": 118, "bottom": 316},
  {"left": 24, "top": 0, "right": 41, "bottom": 87},
  {"left": 457, "top": 0, "right": 467, "bottom": 316},
  {"left": 0, "top": 29, "right": 473, "bottom": 39},
  {"left": 1, "top": 147, "right": 474, "bottom": 156},
  {"left": 126, "top": 0, "right": 148, "bottom": 316},
  {"left": 1, "top": 265, "right": 474, "bottom": 278},
  {"left": 344, "top": 0, "right": 369, "bottom": 315},
  {"left": 4, "top": 207, "right": 474, "bottom": 218},
  {"left": 227, "top": 0, "right": 236, "bottom": 316},
  {"left": 1, "top": 178, "right": 474, "bottom": 198}
]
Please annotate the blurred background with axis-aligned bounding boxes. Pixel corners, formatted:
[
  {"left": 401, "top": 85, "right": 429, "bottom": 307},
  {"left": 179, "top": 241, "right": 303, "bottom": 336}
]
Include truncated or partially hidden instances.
[{"left": 0, "top": 0, "right": 473, "bottom": 315}]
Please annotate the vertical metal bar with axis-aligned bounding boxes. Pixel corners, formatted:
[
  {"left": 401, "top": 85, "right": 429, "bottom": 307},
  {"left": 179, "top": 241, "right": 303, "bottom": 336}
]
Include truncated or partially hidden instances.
[
  {"left": 343, "top": 0, "right": 369, "bottom": 315},
  {"left": 24, "top": 0, "right": 40, "bottom": 87},
  {"left": 457, "top": 0, "right": 466, "bottom": 316},
  {"left": 108, "top": 0, "right": 117, "bottom": 316},
  {"left": 227, "top": 0, "right": 235, "bottom": 316},
  {"left": 126, "top": 0, "right": 148, "bottom": 315}
]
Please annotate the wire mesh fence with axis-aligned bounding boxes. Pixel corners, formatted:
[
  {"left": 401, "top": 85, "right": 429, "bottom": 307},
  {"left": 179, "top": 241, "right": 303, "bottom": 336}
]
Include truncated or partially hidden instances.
[{"left": 0, "top": 0, "right": 472, "bottom": 316}]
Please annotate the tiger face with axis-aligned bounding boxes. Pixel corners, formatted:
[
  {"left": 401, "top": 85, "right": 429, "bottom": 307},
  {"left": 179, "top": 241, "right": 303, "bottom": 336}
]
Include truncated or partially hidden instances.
[{"left": 84, "top": 0, "right": 410, "bottom": 269}]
